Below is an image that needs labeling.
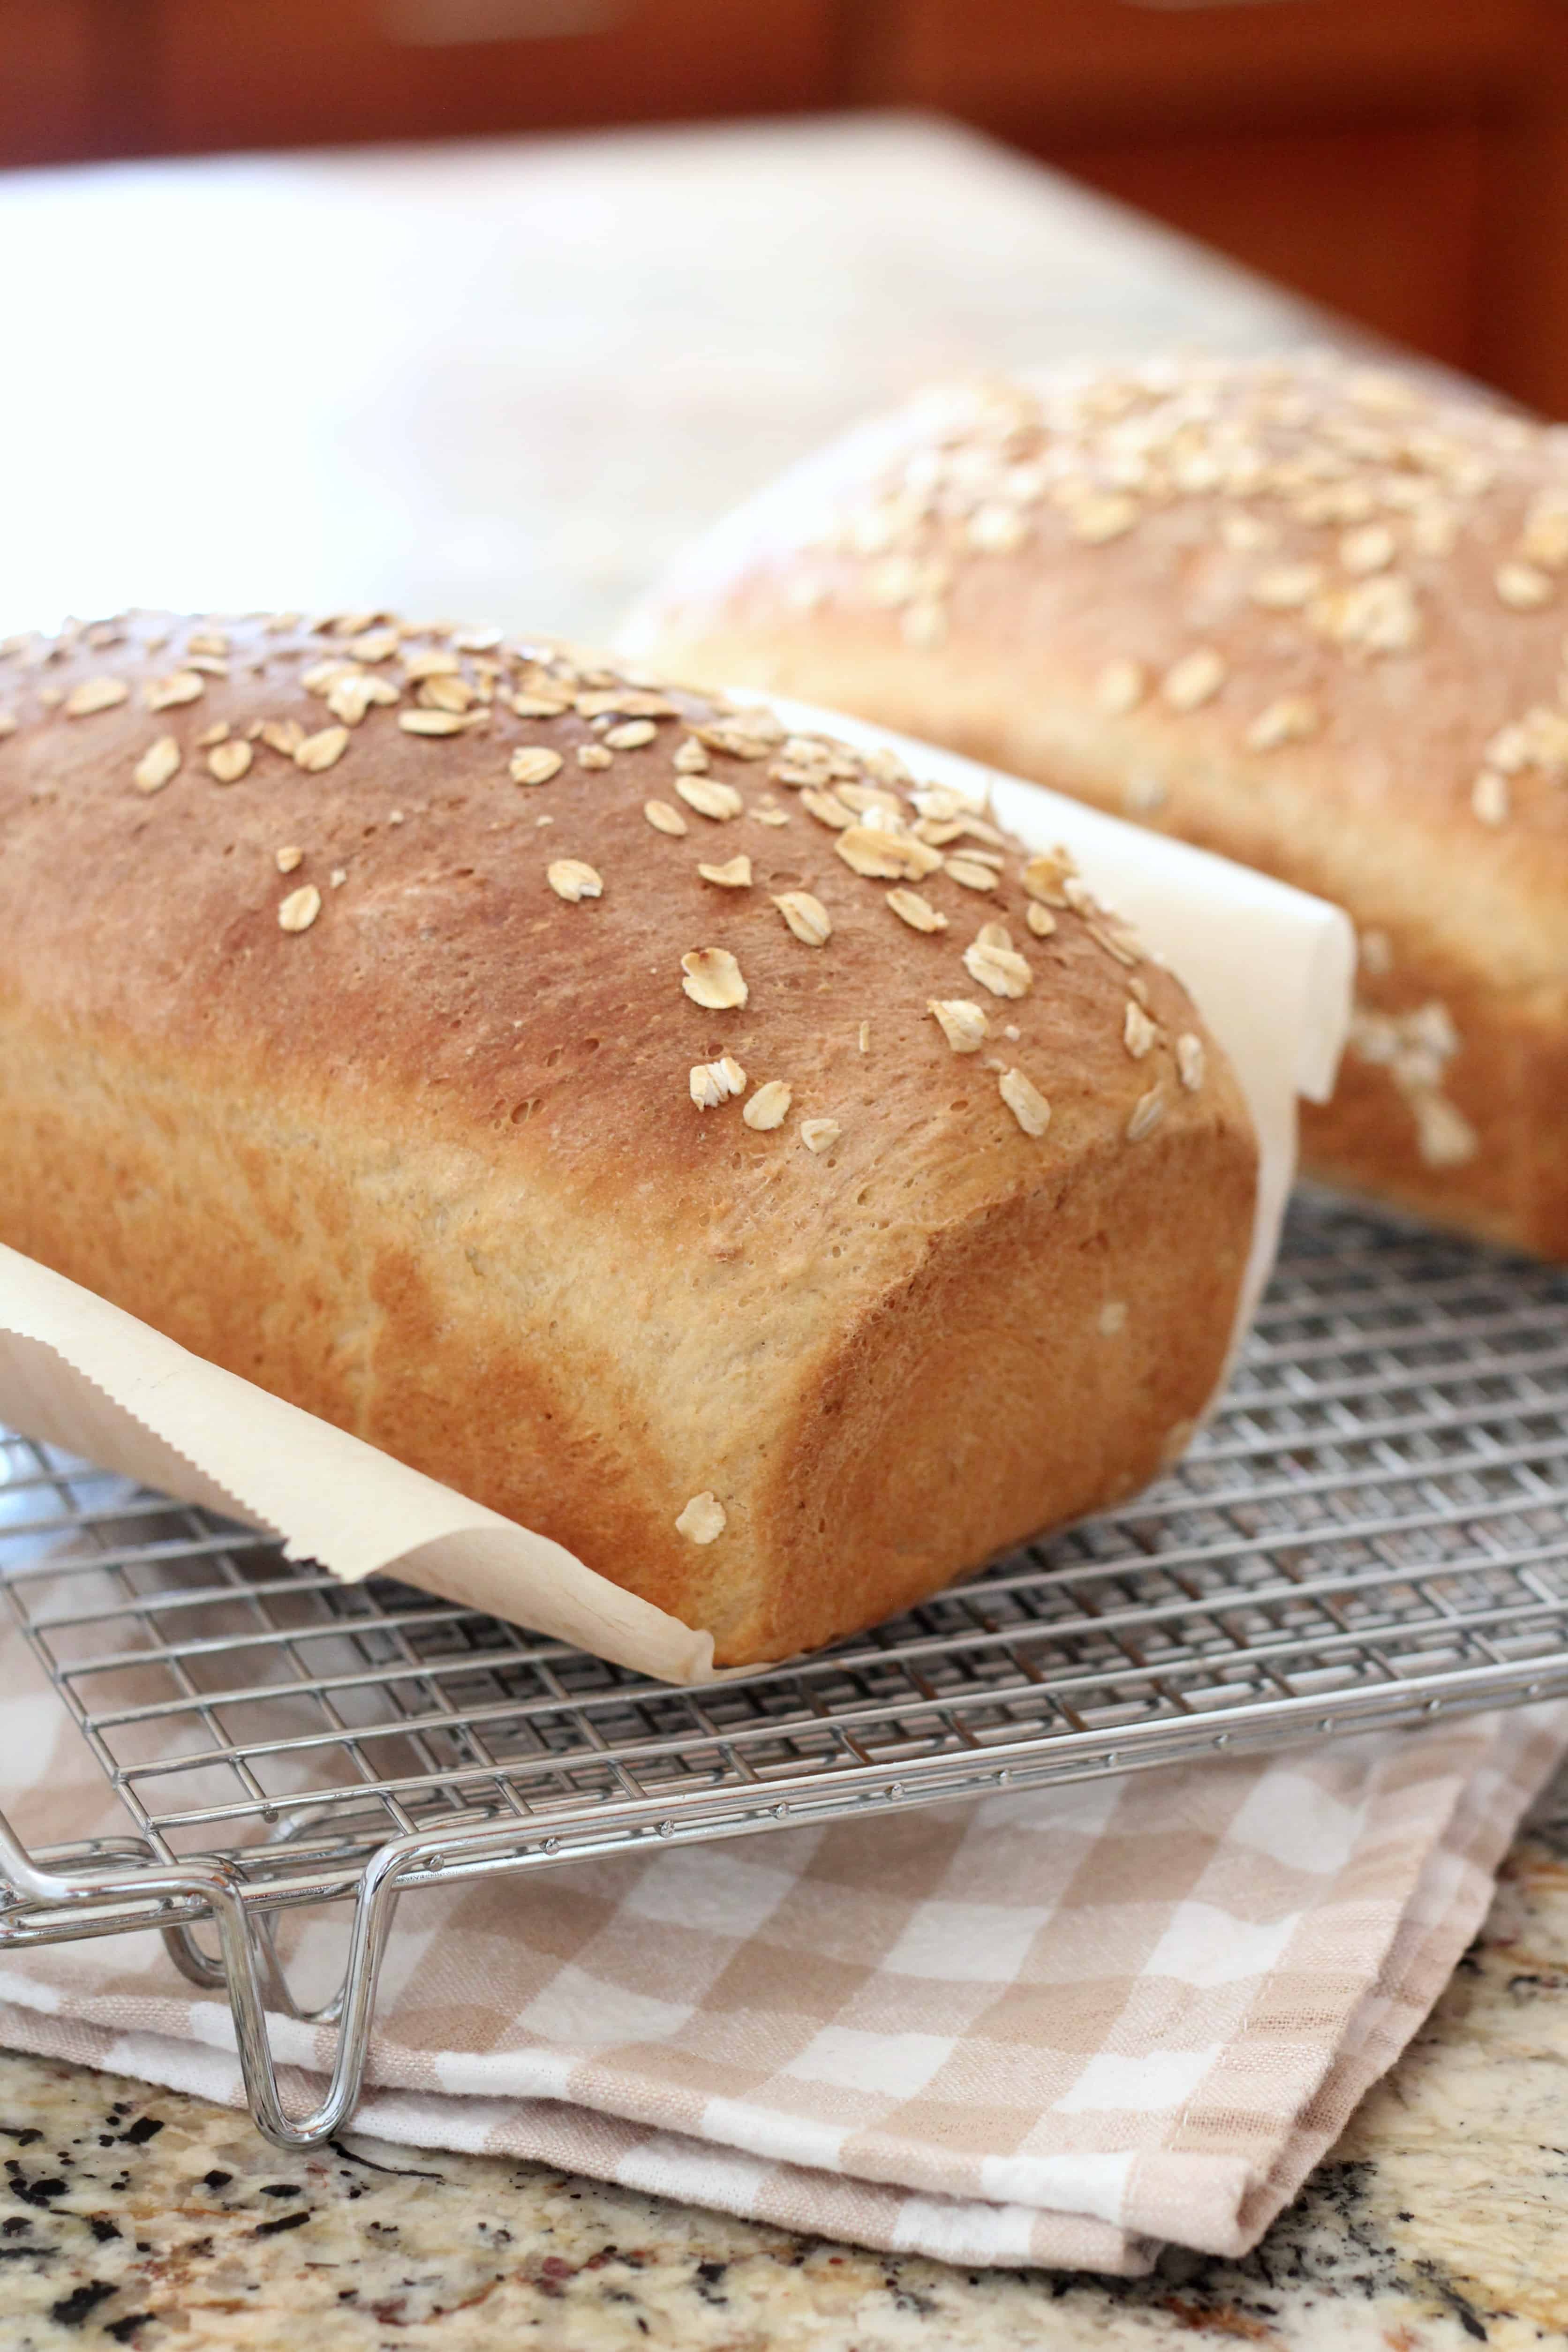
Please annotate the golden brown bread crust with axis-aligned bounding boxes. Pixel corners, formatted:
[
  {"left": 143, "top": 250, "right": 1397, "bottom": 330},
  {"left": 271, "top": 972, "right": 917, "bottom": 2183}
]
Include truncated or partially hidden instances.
[
  {"left": 629, "top": 354, "right": 1568, "bottom": 1260},
  {"left": 0, "top": 611, "right": 1254, "bottom": 1662}
]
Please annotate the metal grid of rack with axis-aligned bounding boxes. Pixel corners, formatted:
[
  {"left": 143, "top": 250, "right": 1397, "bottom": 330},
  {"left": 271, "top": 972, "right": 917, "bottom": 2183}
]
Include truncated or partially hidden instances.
[{"left": 1, "top": 1187, "right": 1567, "bottom": 2146}]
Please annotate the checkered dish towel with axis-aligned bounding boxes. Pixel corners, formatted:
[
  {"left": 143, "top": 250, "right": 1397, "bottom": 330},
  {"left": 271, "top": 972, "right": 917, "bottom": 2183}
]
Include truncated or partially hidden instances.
[{"left": 1, "top": 1610, "right": 1560, "bottom": 2277}]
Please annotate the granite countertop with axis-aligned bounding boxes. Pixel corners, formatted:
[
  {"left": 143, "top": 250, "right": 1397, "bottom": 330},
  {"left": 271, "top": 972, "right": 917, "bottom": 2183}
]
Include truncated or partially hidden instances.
[
  {"left": 0, "top": 109, "right": 1539, "bottom": 2352},
  {"left": 4, "top": 1756, "right": 1566, "bottom": 2350}
]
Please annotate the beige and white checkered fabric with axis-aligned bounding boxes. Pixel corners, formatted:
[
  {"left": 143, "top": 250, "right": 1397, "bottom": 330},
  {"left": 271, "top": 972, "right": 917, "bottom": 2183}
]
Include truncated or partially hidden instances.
[{"left": 0, "top": 1608, "right": 1561, "bottom": 2276}]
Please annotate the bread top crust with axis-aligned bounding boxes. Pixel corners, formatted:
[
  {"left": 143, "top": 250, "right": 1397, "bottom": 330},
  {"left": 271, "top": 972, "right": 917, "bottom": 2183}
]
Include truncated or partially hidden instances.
[
  {"left": 632, "top": 353, "right": 1568, "bottom": 996},
  {"left": 0, "top": 611, "right": 1245, "bottom": 1259}
]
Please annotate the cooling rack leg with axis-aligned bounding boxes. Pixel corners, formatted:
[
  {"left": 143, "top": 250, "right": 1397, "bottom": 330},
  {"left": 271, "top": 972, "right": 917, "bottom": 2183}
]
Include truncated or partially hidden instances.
[
  {"left": 0, "top": 1797, "right": 411, "bottom": 2151},
  {"left": 196, "top": 1843, "right": 410, "bottom": 2150}
]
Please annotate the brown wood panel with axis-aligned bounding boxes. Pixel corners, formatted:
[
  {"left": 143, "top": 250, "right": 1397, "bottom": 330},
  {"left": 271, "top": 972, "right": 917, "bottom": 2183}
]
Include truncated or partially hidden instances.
[
  {"left": 1477, "top": 102, "right": 1568, "bottom": 418},
  {"left": 845, "top": 0, "right": 1558, "bottom": 138},
  {"left": 0, "top": 0, "right": 97, "bottom": 165},
  {"left": 141, "top": 0, "right": 835, "bottom": 158},
  {"left": 1055, "top": 118, "right": 1485, "bottom": 374},
  {"left": 849, "top": 0, "right": 1568, "bottom": 412}
]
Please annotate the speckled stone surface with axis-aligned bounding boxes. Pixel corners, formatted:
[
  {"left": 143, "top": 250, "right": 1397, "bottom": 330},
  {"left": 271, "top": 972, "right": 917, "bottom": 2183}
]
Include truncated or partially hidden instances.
[{"left": 4, "top": 1758, "right": 1566, "bottom": 2350}]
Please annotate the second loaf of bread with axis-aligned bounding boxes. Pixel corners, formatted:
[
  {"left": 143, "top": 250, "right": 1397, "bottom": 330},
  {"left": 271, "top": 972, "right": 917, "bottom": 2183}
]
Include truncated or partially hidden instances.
[
  {"left": 627, "top": 354, "right": 1568, "bottom": 1260},
  {"left": 0, "top": 613, "right": 1255, "bottom": 1662}
]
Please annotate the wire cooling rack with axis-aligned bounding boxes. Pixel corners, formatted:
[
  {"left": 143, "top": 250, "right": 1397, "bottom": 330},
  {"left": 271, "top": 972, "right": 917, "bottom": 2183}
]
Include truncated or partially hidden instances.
[{"left": 1, "top": 1186, "right": 1567, "bottom": 2146}]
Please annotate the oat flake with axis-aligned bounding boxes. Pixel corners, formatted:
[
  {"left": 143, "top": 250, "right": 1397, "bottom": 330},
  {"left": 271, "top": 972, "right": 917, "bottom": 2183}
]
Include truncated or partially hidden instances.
[
  {"left": 510, "top": 747, "right": 564, "bottom": 787},
  {"left": 144, "top": 671, "right": 204, "bottom": 712},
  {"left": 1127, "top": 1086, "right": 1166, "bottom": 1141},
  {"left": 928, "top": 999, "right": 988, "bottom": 1053},
  {"left": 1176, "top": 1033, "right": 1206, "bottom": 1091},
  {"left": 744, "top": 1079, "right": 792, "bottom": 1131},
  {"left": 132, "top": 737, "right": 181, "bottom": 794},
  {"left": 547, "top": 859, "right": 602, "bottom": 903},
  {"left": 1162, "top": 649, "right": 1226, "bottom": 711},
  {"left": 999, "top": 1068, "right": 1050, "bottom": 1138},
  {"left": 681, "top": 948, "right": 748, "bottom": 1010},
  {"left": 1022, "top": 849, "right": 1075, "bottom": 906},
  {"left": 65, "top": 676, "right": 130, "bottom": 718},
  {"left": 1496, "top": 561, "right": 1553, "bottom": 611},
  {"left": 295, "top": 726, "right": 350, "bottom": 774},
  {"left": 772, "top": 890, "right": 832, "bottom": 947},
  {"left": 677, "top": 775, "right": 744, "bottom": 822},
  {"left": 1123, "top": 1001, "right": 1157, "bottom": 1059},
  {"left": 888, "top": 887, "right": 947, "bottom": 934},
  {"left": 690, "top": 1056, "right": 747, "bottom": 1110},
  {"left": 699, "top": 855, "right": 752, "bottom": 889},
  {"left": 801, "top": 787, "right": 855, "bottom": 830},
  {"left": 963, "top": 935, "right": 1033, "bottom": 999},
  {"left": 1247, "top": 697, "right": 1318, "bottom": 753},
  {"left": 675, "top": 1492, "right": 726, "bottom": 1544},
  {"left": 278, "top": 884, "right": 321, "bottom": 934},
  {"left": 400, "top": 709, "right": 482, "bottom": 737},
  {"left": 208, "top": 739, "right": 253, "bottom": 785}
]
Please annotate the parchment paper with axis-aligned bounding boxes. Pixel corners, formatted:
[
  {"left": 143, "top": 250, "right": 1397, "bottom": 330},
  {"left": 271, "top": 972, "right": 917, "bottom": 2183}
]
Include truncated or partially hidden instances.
[{"left": 0, "top": 715, "right": 1352, "bottom": 1683}]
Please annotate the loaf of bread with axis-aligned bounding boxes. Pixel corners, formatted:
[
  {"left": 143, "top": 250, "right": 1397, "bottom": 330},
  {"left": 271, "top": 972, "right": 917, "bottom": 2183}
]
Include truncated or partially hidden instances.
[
  {"left": 0, "top": 612, "right": 1254, "bottom": 1663},
  {"left": 627, "top": 353, "right": 1568, "bottom": 1260}
]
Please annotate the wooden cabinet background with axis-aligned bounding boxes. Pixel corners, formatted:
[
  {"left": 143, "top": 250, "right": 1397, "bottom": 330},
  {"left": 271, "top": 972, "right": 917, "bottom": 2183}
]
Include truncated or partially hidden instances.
[
  {"left": 149, "top": 0, "right": 832, "bottom": 156},
  {"left": 844, "top": 0, "right": 1568, "bottom": 417},
  {"left": 0, "top": 0, "right": 836, "bottom": 163},
  {"left": 7, "top": 0, "right": 1568, "bottom": 414},
  {"left": 0, "top": 1, "right": 100, "bottom": 165}
]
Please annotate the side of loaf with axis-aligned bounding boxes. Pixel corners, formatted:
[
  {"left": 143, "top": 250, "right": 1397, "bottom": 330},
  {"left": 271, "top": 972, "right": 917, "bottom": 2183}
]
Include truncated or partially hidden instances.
[
  {"left": 0, "top": 613, "right": 1255, "bottom": 1663},
  {"left": 627, "top": 354, "right": 1568, "bottom": 1260}
]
